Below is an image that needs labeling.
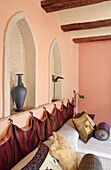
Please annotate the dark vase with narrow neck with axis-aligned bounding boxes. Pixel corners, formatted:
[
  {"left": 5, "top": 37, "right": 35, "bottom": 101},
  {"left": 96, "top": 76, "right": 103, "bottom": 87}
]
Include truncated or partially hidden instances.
[{"left": 12, "top": 74, "right": 27, "bottom": 112}]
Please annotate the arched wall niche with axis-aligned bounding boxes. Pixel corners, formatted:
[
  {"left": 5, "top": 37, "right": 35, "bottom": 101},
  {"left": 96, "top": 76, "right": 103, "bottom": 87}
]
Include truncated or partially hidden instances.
[
  {"left": 4, "top": 12, "right": 38, "bottom": 117},
  {"left": 49, "top": 39, "right": 63, "bottom": 103}
]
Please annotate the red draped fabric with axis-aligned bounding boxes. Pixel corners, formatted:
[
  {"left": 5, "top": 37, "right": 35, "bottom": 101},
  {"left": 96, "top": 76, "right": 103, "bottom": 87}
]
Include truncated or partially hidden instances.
[
  {"left": 13, "top": 117, "right": 39, "bottom": 157},
  {"left": 47, "top": 106, "right": 61, "bottom": 132},
  {"left": 67, "top": 99, "right": 74, "bottom": 119},
  {"left": 45, "top": 110, "right": 54, "bottom": 139},
  {"left": 0, "top": 125, "right": 23, "bottom": 170},
  {"left": 0, "top": 99, "right": 74, "bottom": 169},
  {"left": 60, "top": 103, "right": 68, "bottom": 123},
  {"left": 34, "top": 111, "right": 47, "bottom": 142}
]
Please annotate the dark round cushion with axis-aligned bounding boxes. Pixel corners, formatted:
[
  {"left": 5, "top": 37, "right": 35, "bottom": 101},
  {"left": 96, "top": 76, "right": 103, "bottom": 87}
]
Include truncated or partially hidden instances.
[
  {"left": 78, "top": 154, "right": 102, "bottom": 170},
  {"left": 95, "top": 122, "right": 110, "bottom": 141}
]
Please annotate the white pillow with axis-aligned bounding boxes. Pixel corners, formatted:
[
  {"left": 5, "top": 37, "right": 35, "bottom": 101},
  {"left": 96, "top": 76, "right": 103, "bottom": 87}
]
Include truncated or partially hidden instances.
[{"left": 57, "top": 124, "right": 79, "bottom": 152}]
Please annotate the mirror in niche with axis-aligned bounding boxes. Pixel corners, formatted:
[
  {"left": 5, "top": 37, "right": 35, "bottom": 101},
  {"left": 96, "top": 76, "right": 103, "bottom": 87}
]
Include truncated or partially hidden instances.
[
  {"left": 49, "top": 39, "right": 63, "bottom": 103},
  {"left": 3, "top": 12, "right": 38, "bottom": 118}
]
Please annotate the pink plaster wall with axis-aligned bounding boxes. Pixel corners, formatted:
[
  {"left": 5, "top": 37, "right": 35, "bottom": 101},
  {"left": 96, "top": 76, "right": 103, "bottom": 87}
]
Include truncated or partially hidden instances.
[
  {"left": 0, "top": 0, "right": 78, "bottom": 135},
  {"left": 79, "top": 41, "right": 111, "bottom": 126}
]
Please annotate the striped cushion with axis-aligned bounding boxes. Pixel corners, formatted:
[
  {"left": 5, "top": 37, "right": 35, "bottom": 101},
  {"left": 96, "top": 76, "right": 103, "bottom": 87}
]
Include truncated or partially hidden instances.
[
  {"left": 78, "top": 154, "right": 102, "bottom": 170},
  {"left": 95, "top": 122, "right": 110, "bottom": 141}
]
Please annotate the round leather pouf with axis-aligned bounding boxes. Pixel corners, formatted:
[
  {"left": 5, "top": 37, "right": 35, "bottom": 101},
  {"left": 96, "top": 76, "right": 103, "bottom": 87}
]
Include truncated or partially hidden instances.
[
  {"left": 95, "top": 122, "right": 110, "bottom": 141},
  {"left": 78, "top": 154, "right": 102, "bottom": 170}
]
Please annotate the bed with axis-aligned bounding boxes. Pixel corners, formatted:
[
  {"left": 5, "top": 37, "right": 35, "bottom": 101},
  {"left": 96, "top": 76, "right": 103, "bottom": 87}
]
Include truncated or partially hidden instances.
[
  {"left": 11, "top": 118, "right": 111, "bottom": 170},
  {"left": 65, "top": 119, "right": 111, "bottom": 169},
  {"left": 0, "top": 98, "right": 111, "bottom": 169}
]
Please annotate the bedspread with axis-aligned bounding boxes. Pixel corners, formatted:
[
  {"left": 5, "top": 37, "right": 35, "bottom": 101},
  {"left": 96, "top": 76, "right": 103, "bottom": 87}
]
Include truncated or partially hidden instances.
[
  {"left": 65, "top": 119, "right": 111, "bottom": 169},
  {"left": 12, "top": 119, "right": 111, "bottom": 170},
  {"left": 77, "top": 128, "right": 111, "bottom": 159}
]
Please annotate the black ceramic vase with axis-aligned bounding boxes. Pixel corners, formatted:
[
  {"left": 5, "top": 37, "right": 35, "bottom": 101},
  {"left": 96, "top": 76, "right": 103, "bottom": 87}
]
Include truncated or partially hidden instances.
[{"left": 12, "top": 74, "right": 27, "bottom": 112}]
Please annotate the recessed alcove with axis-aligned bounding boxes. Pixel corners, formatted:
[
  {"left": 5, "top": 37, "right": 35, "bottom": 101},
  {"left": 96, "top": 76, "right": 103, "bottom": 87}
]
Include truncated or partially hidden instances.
[
  {"left": 49, "top": 40, "right": 63, "bottom": 103},
  {"left": 4, "top": 12, "right": 38, "bottom": 117}
]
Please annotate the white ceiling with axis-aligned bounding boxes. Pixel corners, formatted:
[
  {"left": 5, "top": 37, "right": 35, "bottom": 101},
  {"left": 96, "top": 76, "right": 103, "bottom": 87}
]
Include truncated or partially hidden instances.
[
  {"left": 56, "top": 2, "right": 111, "bottom": 24},
  {"left": 41, "top": 0, "right": 111, "bottom": 42},
  {"left": 56, "top": 1, "right": 111, "bottom": 39}
]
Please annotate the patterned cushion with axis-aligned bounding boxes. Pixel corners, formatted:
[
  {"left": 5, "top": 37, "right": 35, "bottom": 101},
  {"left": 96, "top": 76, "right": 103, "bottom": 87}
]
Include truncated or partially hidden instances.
[
  {"left": 49, "top": 132, "right": 78, "bottom": 170},
  {"left": 73, "top": 113, "right": 96, "bottom": 143},
  {"left": 21, "top": 143, "right": 62, "bottom": 170}
]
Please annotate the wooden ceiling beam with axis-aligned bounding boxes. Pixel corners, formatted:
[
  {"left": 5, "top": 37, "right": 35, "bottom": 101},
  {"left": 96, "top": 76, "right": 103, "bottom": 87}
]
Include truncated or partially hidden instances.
[
  {"left": 61, "top": 19, "right": 111, "bottom": 31},
  {"left": 73, "top": 35, "right": 111, "bottom": 43},
  {"left": 41, "top": 0, "right": 111, "bottom": 13}
]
